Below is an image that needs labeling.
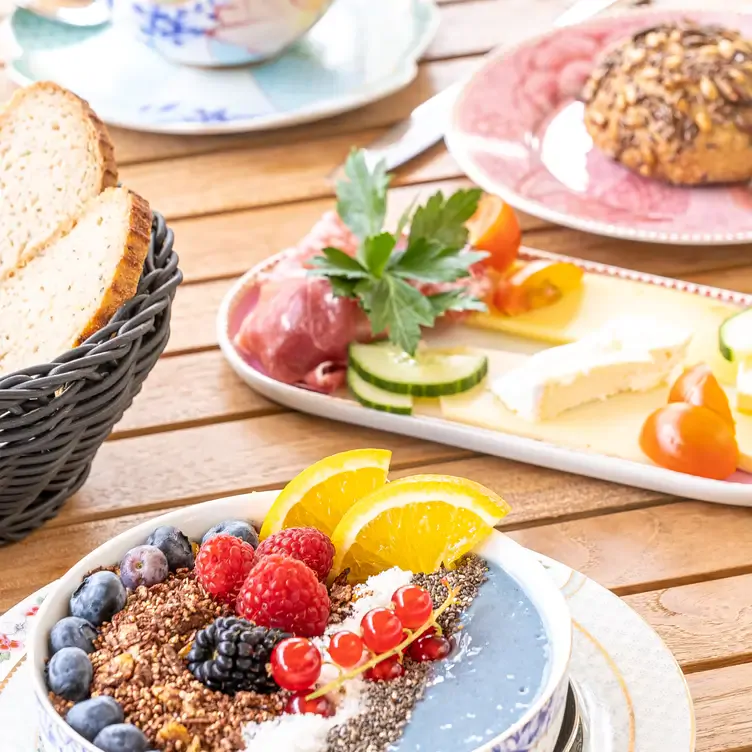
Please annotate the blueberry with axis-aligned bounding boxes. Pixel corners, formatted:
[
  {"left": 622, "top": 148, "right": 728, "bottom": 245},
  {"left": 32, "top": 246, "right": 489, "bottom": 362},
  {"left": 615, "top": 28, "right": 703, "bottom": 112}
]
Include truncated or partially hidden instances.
[
  {"left": 119, "top": 545, "right": 169, "bottom": 590},
  {"left": 70, "top": 571, "right": 127, "bottom": 627},
  {"left": 66, "top": 696, "right": 124, "bottom": 742},
  {"left": 93, "top": 723, "right": 149, "bottom": 752},
  {"left": 146, "top": 525, "right": 194, "bottom": 571},
  {"left": 202, "top": 520, "right": 258, "bottom": 548},
  {"left": 46, "top": 646, "right": 92, "bottom": 702},
  {"left": 50, "top": 616, "right": 98, "bottom": 655}
]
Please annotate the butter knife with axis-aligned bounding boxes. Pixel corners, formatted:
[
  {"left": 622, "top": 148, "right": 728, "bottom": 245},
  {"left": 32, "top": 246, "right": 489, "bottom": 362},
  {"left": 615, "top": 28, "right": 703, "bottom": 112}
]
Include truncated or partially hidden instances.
[{"left": 348, "top": 0, "right": 629, "bottom": 175}]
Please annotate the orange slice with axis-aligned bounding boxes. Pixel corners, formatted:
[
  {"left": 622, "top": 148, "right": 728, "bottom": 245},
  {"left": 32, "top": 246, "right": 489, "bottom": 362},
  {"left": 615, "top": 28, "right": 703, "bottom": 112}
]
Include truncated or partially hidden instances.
[
  {"left": 330, "top": 474, "right": 510, "bottom": 582},
  {"left": 259, "top": 449, "right": 391, "bottom": 539}
]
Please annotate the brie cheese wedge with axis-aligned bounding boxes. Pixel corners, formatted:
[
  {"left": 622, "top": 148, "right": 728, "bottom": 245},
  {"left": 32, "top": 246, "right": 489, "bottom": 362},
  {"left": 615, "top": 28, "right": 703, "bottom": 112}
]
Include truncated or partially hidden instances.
[{"left": 491, "top": 317, "right": 692, "bottom": 422}]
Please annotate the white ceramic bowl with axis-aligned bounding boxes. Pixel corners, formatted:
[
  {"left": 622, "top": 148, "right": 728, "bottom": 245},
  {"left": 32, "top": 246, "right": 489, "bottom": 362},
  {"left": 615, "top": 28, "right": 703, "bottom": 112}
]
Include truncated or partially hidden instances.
[
  {"left": 111, "top": 0, "right": 336, "bottom": 67},
  {"left": 31, "top": 491, "right": 572, "bottom": 752}
]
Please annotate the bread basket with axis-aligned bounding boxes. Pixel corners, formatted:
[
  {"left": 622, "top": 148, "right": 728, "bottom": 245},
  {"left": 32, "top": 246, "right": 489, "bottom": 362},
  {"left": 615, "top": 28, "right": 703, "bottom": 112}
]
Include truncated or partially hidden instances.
[{"left": 0, "top": 211, "right": 181, "bottom": 543}]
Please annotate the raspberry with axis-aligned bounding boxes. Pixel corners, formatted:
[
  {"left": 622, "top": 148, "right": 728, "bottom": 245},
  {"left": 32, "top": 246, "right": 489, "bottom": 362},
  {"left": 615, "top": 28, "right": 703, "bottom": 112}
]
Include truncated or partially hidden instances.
[
  {"left": 236, "top": 555, "right": 330, "bottom": 637},
  {"left": 255, "top": 527, "right": 335, "bottom": 581},
  {"left": 195, "top": 534, "right": 256, "bottom": 604}
]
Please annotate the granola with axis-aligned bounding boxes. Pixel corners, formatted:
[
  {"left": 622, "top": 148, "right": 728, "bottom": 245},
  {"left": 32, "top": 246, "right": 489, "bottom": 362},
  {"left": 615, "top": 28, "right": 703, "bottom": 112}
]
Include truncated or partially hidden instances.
[{"left": 87, "top": 572, "right": 285, "bottom": 752}]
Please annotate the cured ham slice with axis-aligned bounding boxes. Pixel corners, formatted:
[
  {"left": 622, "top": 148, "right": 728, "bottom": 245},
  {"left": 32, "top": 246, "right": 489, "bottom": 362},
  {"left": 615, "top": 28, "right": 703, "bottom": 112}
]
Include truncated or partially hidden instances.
[
  {"left": 235, "top": 210, "right": 493, "bottom": 391},
  {"left": 235, "top": 212, "right": 369, "bottom": 388},
  {"left": 256, "top": 211, "right": 360, "bottom": 284},
  {"left": 235, "top": 277, "right": 373, "bottom": 386}
]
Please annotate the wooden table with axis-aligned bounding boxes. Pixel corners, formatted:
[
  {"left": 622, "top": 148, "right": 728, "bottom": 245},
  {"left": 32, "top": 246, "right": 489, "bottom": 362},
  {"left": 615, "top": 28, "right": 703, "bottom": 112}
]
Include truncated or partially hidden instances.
[{"left": 2, "top": 0, "right": 752, "bottom": 749}]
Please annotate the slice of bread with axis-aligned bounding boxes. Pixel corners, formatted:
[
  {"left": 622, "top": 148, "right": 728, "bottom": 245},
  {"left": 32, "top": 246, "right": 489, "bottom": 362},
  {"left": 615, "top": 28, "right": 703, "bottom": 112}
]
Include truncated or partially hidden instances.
[
  {"left": 0, "top": 187, "right": 152, "bottom": 376},
  {"left": 0, "top": 81, "right": 117, "bottom": 279}
]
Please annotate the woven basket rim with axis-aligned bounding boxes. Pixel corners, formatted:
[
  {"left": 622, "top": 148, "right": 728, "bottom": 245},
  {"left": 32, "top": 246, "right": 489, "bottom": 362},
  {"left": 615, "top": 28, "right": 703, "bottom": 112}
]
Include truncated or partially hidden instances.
[{"left": 0, "top": 211, "right": 180, "bottom": 392}]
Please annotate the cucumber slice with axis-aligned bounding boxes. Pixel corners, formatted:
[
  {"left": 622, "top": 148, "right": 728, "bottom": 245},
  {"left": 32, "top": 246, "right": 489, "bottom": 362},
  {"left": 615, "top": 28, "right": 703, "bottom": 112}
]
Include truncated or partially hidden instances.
[
  {"left": 348, "top": 369, "right": 413, "bottom": 414},
  {"left": 349, "top": 342, "right": 488, "bottom": 397},
  {"left": 720, "top": 308, "right": 752, "bottom": 362}
]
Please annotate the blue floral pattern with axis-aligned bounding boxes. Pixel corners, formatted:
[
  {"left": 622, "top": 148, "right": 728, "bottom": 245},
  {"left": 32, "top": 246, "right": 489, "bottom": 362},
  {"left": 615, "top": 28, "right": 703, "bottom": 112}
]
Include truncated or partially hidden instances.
[
  {"left": 491, "top": 680, "right": 569, "bottom": 752},
  {"left": 138, "top": 103, "right": 259, "bottom": 123},
  {"left": 38, "top": 694, "right": 89, "bottom": 752},
  {"left": 133, "top": 0, "right": 217, "bottom": 45}
]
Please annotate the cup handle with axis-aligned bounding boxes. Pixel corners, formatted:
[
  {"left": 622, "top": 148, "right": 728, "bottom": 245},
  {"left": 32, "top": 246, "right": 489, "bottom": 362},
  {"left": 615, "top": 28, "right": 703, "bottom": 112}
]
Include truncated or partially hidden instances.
[{"left": 17, "top": 0, "right": 111, "bottom": 27}]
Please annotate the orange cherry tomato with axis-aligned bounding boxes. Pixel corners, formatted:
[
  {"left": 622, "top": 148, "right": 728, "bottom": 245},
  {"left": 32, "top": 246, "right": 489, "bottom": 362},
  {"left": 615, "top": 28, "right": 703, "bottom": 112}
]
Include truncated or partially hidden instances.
[
  {"left": 492, "top": 260, "right": 583, "bottom": 316},
  {"left": 667, "top": 363, "right": 735, "bottom": 428},
  {"left": 640, "top": 403, "right": 739, "bottom": 480},
  {"left": 467, "top": 194, "right": 522, "bottom": 273},
  {"left": 493, "top": 277, "right": 531, "bottom": 316}
]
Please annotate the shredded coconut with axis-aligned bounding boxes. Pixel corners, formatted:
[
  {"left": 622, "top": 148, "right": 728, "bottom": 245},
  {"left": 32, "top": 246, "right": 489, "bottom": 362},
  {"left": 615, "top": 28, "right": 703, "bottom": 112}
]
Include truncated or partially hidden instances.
[
  {"left": 243, "top": 677, "right": 366, "bottom": 752},
  {"left": 332, "top": 567, "right": 413, "bottom": 637},
  {"left": 242, "top": 568, "right": 413, "bottom": 752}
]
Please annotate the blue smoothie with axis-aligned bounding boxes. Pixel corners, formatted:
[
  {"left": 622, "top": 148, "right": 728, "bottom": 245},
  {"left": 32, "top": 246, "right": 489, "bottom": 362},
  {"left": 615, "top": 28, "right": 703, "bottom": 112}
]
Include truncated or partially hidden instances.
[{"left": 391, "top": 562, "right": 550, "bottom": 752}]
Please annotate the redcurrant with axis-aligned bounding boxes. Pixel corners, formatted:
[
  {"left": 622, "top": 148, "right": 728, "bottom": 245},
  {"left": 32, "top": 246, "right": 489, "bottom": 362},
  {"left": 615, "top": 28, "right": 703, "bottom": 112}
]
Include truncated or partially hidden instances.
[
  {"left": 329, "top": 631, "right": 365, "bottom": 668},
  {"left": 409, "top": 634, "right": 452, "bottom": 663},
  {"left": 361, "top": 607, "right": 404, "bottom": 654},
  {"left": 271, "top": 637, "right": 322, "bottom": 692},
  {"left": 286, "top": 692, "right": 336, "bottom": 718},
  {"left": 365, "top": 654, "right": 404, "bottom": 682},
  {"left": 391, "top": 585, "right": 433, "bottom": 629}
]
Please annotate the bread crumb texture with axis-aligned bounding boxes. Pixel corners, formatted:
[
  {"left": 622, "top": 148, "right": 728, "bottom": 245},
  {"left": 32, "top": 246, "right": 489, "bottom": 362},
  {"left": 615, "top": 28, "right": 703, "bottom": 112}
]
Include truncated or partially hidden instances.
[
  {"left": 0, "top": 82, "right": 152, "bottom": 376},
  {"left": 0, "top": 81, "right": 117, "bottom": 278}
]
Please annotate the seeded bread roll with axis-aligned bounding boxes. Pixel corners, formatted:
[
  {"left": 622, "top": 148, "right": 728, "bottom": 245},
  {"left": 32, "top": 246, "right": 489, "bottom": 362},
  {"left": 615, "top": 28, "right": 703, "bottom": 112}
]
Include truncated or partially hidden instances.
[
  {"left": 0, "top": 81, "right": 117, "bottom": 278},
  {"left": 0, "top": 187, "right": 152, "bottom": 376},
  {"left": 583, "top": 22, "right": 752, "bottom": 185}
]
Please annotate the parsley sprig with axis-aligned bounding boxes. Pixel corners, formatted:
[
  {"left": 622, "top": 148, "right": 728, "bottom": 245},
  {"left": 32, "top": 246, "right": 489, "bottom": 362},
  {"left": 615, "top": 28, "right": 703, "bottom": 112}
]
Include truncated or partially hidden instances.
[{"left": 309, "top": 149, "right": 487, "bottom": 355}]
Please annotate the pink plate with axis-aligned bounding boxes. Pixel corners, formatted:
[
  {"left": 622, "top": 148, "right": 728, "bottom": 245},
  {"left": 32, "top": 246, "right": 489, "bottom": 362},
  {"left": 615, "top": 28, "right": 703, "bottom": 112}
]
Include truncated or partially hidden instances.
[{"left": 446, "top": 9, "right": 752, "bottom": 246}]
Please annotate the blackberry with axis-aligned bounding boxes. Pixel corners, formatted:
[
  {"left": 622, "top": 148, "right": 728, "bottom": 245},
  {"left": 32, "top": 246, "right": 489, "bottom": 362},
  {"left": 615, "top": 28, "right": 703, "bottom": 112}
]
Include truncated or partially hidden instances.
[{"left": 187, "top": 616, "right": 289, "bottom": 695}]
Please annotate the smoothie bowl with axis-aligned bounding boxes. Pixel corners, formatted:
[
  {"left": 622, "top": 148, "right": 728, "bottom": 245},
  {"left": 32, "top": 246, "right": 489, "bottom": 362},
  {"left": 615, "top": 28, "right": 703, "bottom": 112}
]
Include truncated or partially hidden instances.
[{"left": 31, "top": 451, "right": 572, "bottom": 752}]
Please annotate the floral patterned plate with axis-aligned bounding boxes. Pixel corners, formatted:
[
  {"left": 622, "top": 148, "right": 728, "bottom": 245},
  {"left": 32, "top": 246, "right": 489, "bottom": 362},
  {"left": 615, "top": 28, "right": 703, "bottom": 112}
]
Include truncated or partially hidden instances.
[
  {"left": 0, "top": 585, "right": 49, "bottom": 752},
  {"left": 446, "top": 9, "right": 752, "bottom": 246},
  {"left": 1, "top": 0, "right": 438, "bottom": 134},
  {"left": 3, "top": 554, "right": 693, "bottom": 752}
]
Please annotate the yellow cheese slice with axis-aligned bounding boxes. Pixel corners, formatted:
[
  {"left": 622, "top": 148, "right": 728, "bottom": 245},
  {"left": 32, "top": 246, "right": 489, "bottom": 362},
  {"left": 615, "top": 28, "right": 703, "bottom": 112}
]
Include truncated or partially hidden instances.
[
  {"left": 467, "top": 274, "right": 740, "bottom": 386},
  {"left": 422, "top": 349, "right": 752, "bottom": 473},
  {"left": 737, "top": 359, "right": 752, "bottom": 415}
]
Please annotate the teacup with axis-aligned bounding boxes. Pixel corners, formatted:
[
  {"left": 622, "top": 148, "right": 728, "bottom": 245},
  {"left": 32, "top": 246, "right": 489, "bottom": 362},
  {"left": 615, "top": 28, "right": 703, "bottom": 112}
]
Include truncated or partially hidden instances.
[{"left": 104, "top": 0, "right": 335, "bottom": 67}]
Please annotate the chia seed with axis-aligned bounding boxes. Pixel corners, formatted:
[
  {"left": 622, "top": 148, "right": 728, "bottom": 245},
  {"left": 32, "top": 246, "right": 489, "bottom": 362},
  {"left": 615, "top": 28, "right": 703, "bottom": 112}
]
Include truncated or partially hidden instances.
[
  {"left": 325, "top": 556, "right": 488, "bottom": 752},
  {"left": 412, "top": 554, "right": 488, "bottom": 636}
]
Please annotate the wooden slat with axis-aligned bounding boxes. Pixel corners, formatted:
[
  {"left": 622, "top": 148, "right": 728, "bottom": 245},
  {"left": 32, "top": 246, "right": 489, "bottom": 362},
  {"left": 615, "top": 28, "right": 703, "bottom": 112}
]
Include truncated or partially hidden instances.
[
  {"left": 121, "top": 135, "right": 458, "bottom": 221},
  {"left": 167, "top": 279, "right": 228, "bottom": 355},
  {"left": 391, "top": 456, "right": 665, "bottom": 527},
  {"left": 0, "top": 511, "right": 161, "bottom": 611},
  {"left": 172, "top": 177, "right": 549, "bottom": 285},
  {"left": 52, "top": 414, "right": 472, "bottom": 527},
  {"left": 684, "top": 266, "right": 752, "bottom": 295},
  {"left": 170, "top": 198, "right": 752, "bottom": 288},
  {"left": 525, "top": 227, "right": 752, "bottom": 281},
  {"left": 625, "top": 574, "right": 752, "bottom": 673},
  {"left": 509, "top": 501, "right": 752, "bottom": 595},
  {"left": 112, "top": 351, "right": 279, "bottom": 439},
  {"left": 0, "top": 450, "right": 661, "bottom": 612},
  {"left": 426, "top": 0, "right": 550, "bottom": 60},
  {"left": 689, "top": 663, "right": 752, "bottom": 752},
  {"left": 63, "top": 450, "right": 667, "bottom": 534},
  {"left": 0, "top": 454, "right": 662, "bottom": 608}
]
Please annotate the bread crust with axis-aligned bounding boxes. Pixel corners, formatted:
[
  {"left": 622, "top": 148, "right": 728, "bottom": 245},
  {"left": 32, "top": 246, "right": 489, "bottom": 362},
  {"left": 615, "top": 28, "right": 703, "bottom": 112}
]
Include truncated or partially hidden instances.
[
  {"left": 583, "top": 22, "right": 752, "bottom": 186},
  {"left": 74, "top": 189, "right": 153, "bottom": 345}
]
